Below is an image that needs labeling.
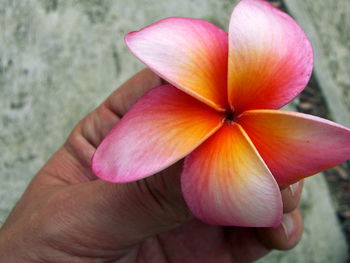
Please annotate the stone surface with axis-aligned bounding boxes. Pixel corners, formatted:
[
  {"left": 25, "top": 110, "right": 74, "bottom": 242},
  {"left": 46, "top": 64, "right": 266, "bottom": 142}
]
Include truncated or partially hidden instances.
[
  {"left": 0, "top": 0, "right": 347, "bottom": 262},
  {"left": 284, "top": 0, "right": 350, "bottom": 127}
]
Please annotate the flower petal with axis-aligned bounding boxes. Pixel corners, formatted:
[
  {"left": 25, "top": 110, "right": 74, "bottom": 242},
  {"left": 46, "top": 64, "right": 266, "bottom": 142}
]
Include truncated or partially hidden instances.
[
  {"left": 228, "top": 0, "right": 313, "bottom": 113},
  {"left": 92, "top": 85, "right": 224, "bottom": 183},
  {"left": 125, "top": 17, "right": 229, "bottom": 111},
  {"left": 238, "top": 110, "right": 350, "bottom": 186},
  {"left": 181, "top": 123, "right": 282, "bottom": 227}
]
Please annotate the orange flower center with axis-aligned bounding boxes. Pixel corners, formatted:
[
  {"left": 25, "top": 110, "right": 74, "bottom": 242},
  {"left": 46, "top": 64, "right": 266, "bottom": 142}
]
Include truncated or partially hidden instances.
[{"left": 225, "top": 110, "right": 236, "bottom": 123}]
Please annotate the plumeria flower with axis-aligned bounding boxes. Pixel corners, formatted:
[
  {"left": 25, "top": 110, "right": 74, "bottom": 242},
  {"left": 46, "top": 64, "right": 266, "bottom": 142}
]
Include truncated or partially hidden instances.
[{"left": 92, "top": 0, "right": 350, "bottom": 227}]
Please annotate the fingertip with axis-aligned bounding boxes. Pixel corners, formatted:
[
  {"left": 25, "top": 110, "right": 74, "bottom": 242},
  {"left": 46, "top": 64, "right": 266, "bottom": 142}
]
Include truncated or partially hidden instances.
[
  {"left": 104, "top": 68, "right": 162, "bottom": 116},
  {"left": 256, "top": 209, "right": 303, "bottom": 251},
  {"left": 281, "top": 180, "right": 304, "bottom": 213}
]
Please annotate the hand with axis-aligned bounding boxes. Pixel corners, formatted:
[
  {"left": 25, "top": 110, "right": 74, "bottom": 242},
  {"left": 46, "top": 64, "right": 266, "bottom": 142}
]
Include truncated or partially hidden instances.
[{"left": 0, "top": 69, "right": 304, "bottom": 263}]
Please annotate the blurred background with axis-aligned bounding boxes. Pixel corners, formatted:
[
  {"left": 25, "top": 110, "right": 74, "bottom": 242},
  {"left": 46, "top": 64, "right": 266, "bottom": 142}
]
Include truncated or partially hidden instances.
[{"left": 0, "top": 0, "right": 349, "bottom": 262}]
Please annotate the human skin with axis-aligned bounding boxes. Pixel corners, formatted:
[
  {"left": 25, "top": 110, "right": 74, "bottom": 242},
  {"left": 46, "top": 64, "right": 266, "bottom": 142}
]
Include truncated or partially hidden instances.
[{"left": 0, "top": 69, "right": 304, "bottom": 263}]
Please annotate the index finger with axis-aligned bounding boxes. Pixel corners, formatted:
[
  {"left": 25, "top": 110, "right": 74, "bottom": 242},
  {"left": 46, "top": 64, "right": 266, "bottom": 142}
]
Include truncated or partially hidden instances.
[{"left": 103, "top": 68, "right": 163, "bottom": 117}]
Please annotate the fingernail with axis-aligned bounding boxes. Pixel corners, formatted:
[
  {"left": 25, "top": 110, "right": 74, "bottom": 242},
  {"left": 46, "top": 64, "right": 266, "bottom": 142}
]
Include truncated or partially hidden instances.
[
  {"left": 281, "top": 213, "right": 295, "bottom": 240},
  {"left": 289, "top": 181, "right": 299, "bottom": 197}
]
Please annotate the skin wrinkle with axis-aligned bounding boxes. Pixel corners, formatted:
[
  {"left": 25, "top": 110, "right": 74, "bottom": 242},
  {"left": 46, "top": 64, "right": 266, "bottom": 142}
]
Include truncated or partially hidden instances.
[
  {"left": 84, "top": 106, "right": 120, "bottom": 148},
  {"left": 64, "top": 137, "right": 96, "bottom": 174},
  {"left": 137, "top": 179, "right": 167, "bottom": 215},
  {"left": 155, "top": 235, "right": 173, "bottom": 263},
  {"left": 41, "top": 146, "right": 93, "bottom": 184}
]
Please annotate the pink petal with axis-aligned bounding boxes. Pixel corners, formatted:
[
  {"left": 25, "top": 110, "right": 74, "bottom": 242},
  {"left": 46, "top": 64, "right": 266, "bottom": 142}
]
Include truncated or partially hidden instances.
[
  {"left": 92, "top": 85, "right": 224, "bottom": 183},
  {"left": 182, "top": 123, "right": 282, "bottom": 227},
  {"left": 125, "top": 17, "right": 229, "bottom": 111},
  {"left": 238, "top": 110, "right": 350, "bottom": 186},
  {"left": 228, "top": 0, "right": 313, "bottom": 113}
]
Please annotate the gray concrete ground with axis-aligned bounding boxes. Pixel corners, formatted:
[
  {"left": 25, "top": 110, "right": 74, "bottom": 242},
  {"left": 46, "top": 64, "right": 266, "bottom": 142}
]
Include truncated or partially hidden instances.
[
  {"left": 285, "top": 0, "right": 350, "bottom": 128},
  {"left": 0, "top": 0, "right": 348, "bottom": 262}
]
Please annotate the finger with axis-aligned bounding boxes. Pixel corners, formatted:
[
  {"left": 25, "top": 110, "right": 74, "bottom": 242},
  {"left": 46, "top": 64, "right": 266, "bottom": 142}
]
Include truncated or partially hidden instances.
[
  {"left": 67, "top": 160, "right": 192, "bottom": 250},
  {"left": 256, "top": 209, "right": 304, "bottom": 251},
  {"left": 281, "top": 180, "right": 304, "bottom": 213},
  {"left": 103, "top": 68, "right": 162, "bottom": 117}
]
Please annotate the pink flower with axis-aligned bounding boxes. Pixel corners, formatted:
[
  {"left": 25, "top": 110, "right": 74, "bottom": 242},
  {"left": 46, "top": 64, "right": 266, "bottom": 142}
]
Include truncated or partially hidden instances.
[{"left": 92, "top": 0, "right": 350, "bottom": 227}]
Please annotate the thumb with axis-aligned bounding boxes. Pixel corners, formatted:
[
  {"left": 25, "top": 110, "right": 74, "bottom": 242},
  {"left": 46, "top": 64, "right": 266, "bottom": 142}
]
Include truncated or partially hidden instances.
[
  {"left": 76, "top": 159, "right": 192, "bottom": 248},
  {"left": 61, "top": 68, "right": 192, "bottom": 248}
]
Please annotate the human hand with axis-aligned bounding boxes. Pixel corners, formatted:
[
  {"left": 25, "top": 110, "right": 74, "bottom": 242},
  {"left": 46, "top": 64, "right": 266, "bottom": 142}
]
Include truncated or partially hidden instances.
[{"left": 0, "top": 69, "right": 304, "bottom": 263}]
